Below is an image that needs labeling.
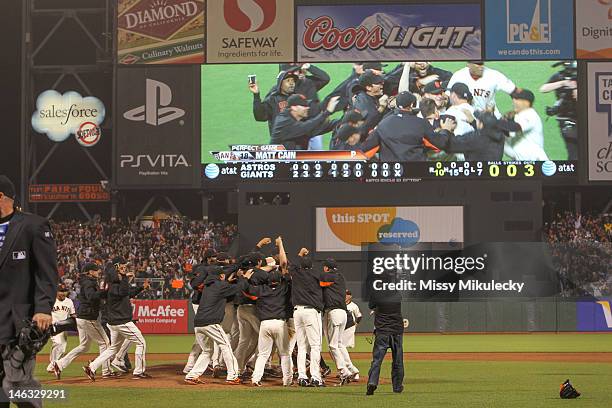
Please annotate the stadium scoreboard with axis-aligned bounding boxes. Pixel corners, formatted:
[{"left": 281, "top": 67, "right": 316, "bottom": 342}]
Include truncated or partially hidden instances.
[{"left": 203, "top": 160, "right": 576, "bottom": 183}]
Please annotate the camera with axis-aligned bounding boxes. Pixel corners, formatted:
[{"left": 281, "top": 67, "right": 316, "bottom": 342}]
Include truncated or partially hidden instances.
[
  {"left": 248, "top": 74, "right": 257, "bottom": 85},
  {"left": 545, "top": 61, "right": 577, "bottom": 119}
]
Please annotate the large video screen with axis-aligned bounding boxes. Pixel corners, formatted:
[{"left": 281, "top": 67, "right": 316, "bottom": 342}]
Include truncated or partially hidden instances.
[{"left": 201, "top": 60, "right": 578, "bottom": 182}]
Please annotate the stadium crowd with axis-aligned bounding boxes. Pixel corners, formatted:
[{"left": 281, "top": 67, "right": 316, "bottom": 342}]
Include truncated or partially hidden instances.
[
  {"left": 53, "top": 216, "right": 237, "bottom": 300},
  {"left": 544, "top": 212, "right": 612, "bottom": 297}
]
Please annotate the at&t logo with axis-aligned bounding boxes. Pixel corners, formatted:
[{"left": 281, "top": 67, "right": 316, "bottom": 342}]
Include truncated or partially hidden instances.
[
  {"left": 506, "top": 0, "right": 551, "bottom": 44},
  {"left": 224, "top": 0, "right": 276, "bottom": 32}
]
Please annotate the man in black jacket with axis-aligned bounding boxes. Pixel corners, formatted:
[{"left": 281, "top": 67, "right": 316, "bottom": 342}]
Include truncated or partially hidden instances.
[
  {"left": 360, "top": 92, "right": 456, "bottom": 161},
  {"left": 320, "top": 259, "right": 358, "bottom": 385},
  {"left": 351, "top": 70, "right": 389, "bottom": 134},
  {"left": 446, "top": 110, "right": 506, "bottom": 161},
  {"left": 184, "top": 267, "right": 252, "bottom": 385},
  {"left": 53, "top": 263, "right": 116, "bottom": 379},
  {"left": 0, "top": 175, "right": 57, "bottom": 408},
  {"left": 366, "top": 283, "right": 404, "bottom": 396},
  {"left": 271, "top": 94, "right": 340, "bottom": 150},
  {"left": 84, "top": 257, "right": 148, "bottom": 381},
  {"left": 251, "top": 70, "right": 299, "bottom": 136}
]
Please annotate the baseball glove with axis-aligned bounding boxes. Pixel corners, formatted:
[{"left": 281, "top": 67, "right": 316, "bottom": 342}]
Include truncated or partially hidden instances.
[{"left": 559, "top": 379, "right": 580, "bottom": 399}]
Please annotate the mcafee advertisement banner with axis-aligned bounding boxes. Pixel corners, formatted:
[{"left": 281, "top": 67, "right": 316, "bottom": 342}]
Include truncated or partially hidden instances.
[
  {"left": 131, "top": 300, "right": 189, "bottom": 334},
  {"left": 116, "top": 66, "right": 201, "bottom": 187},
  {"left": 297, "top": 3, "right": 482, "bottom": 62}
]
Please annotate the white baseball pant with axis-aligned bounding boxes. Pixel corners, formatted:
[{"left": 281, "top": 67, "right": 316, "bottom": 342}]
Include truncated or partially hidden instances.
[
  {"left": 183, "top": 303, "right": 201, "bottom": 374},
  {"left": 234, "top": 304, "right": 260, "bottom": 371},
  {"left": 56, "top": 318, "right": 112, "bottom": 376},
  {"left": 324, "top": 309, "right": 355, "bottom": 377},
  {"left": 47, "top": 333, "right": 67, "bottom": 371},
  {"left": 212, "top": 303, "right": 237, "bottom": 368},
  {"left": 90, "top": 321, "right": 146, "bottom": 375},
  {"left": 251, "top": 319, "right": 292, "bottom": 385},
  {"left": 293, "top": 306, "right": 322, "bottom": 382},
  {"left": 185, "top": 324, "right": 239, "bottom": 381}
]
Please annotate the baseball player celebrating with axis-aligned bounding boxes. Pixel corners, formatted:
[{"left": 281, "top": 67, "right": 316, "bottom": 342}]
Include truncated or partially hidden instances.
[
  {"left": 240, "top": 237, "right": 293, "bottom": 387},
  {"left": 53, "top": 263, "right": 115, "bottom": 379},
  {"left": 320, "top": 259, "right": 358, "bottom": 385},
  {"left": 84, "top": 257, "right": 149, "bottom": 381},
  {"left": 289, "top": 248, "right": 325, "bottom": 387},
  {"left": 447, "top": 61, "right": 516, "bottom": 116},
  {"left": 503, "top": 89, "right": 549, "bottom": 161},
  {"left": 46, "top": 285, "right": 75, "bottom": 374},
  {"left": 343, "top": 290, "right": 362, "bottom": 349},
  {"left": 184, "top": 266, "right": 250, "bottom": 385}
]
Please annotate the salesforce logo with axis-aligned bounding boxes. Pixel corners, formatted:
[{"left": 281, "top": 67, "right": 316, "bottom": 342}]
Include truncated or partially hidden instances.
[
  {"left": 377, "top": 218, "right": 420, "bottom": 248},
  {"left": 204, "top": 163, "right": 220, "bottom": 179},
  {"left": 541, "top": 161, "right": 557, "bottom": 177}
]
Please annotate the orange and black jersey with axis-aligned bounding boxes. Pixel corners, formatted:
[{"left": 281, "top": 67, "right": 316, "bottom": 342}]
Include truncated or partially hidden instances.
[
  {"left": 238, "top": 275, "right": 292, "bottom": 321},
  {"left": 320, "top": 271, "right": 348, "bottom": 312},
  {"left": 288, "top": 264, "right": 324, "bottom": 311}
]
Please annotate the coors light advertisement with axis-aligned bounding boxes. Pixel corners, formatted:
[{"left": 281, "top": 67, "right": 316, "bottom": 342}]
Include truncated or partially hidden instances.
[
  {"left": 118, "top": 0, "right": 205, "bottom": 64},
  {"left": 297, "top": 3, "right": 482, "bottom": 62}
]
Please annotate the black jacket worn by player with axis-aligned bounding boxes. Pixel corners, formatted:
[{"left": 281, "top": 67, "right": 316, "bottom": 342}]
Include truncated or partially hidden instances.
[
  {"left": 239, "top": 272, "right": 291, "bottom": 321},
  {"left": 289, "top": 262, "right": 324, "bottom": 312},
  {"left": 194, "top": 275, "right": 240, "bottom": 327},
  {"left": 271, "top": 109, "right": 337, "bottom": 150},
  {"left": 0, "top": 210, "right": 58, "bottom": 344},
  {"left": 409, "top": 66, "right": 453, "bottom": 95},
  {"left": 105, "top": 271, "right": 143, "bottom": 326},
  {"left": 293, "top": 65, "right": 330, "bottom": 117},
  {"left": 77, "top": 274, "right": 105, "bottom": 320},
  {"left": 360, "top": 110, "right": 451, "bottom": 161},
  {"left": 447, "top": 127, "right": 505, "bottom": 161},
  {"left": 351, "top": 91, "right": 386, "bottom": 133},
  {"left": 253, "top": 70, "right": 297, "bottom": 136},
  {"left": 320, "top": 271, "right": 348, "bottom": 312}
]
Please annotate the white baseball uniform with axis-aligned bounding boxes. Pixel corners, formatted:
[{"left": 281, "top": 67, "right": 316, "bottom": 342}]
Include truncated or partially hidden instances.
[
  {"left": 90, "top": 321, "right": 147, "bottom": 375},
  {"left": 504, "top": 108, "right": 549, "bottom": 161},
  {"left": 47, "top": 298, "right": 75, "bottom": 371},
  {"left": 183, "top": 302, "right": 202, "bottom": 374},
  {"left": 56, "top": 318, "right": 112, "bottom": 376},
  {"left": 447, "top": 67, "right": 516, "bottom": 114},
  {"left": 343, "top": 301, "right": 362, "bottom": 349},
  {"left": 186, "top": 324, "right": 239, "bottom": 381},
  {"left": 323, "top": 309, "right": 352, "bottom": 378},
  {"left": 445, "top": 102, "right": 476, "bottom": 161},
  {"left": 293, "top": 306, "right": 323, "bottom": 382}
]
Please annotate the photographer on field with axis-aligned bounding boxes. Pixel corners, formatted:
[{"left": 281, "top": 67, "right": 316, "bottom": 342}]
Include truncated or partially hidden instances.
[{"left": 539, "top": 61, "right": 578, "bottom": 160}]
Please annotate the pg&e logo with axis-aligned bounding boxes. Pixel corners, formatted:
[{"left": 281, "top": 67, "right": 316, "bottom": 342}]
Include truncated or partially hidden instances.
[{"left": 506, "top": 0, "right": 551, "bottom": 44}]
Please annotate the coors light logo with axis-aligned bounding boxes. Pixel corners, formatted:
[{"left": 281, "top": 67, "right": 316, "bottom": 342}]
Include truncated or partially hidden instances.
[
  {"left": 119, "top": 0, "right": 204, "bottom": 40},
  {"left": 302, "top": 15, "right": 475, "bottom": 51}
]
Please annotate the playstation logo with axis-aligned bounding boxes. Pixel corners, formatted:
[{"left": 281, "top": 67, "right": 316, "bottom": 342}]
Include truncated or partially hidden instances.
[{"left": 124, "top": 79, "right": 185, "bottom": 126}]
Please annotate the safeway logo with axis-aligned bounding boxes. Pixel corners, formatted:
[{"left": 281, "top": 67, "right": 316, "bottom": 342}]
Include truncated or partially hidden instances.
[
  {"left": 124, "top": 79, "right": 185, "bottom": 126},
  {"left": 597, "top": 301, "right": 612, "bottom": 328},
  {"left": 136, "top": 304, "right": 185, "bottom": 317},
  {"left": 224, "top": 0, "right": 276, "bottom": 32}
]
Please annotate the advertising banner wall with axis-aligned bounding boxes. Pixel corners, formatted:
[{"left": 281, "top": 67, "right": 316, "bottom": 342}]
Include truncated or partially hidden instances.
[
  {"left": 131, "top": 300, "right": 189, "bottom": 334},
  {"left": 116, "top": 66, "right": 201, "bottom": 187},
  {"left": 29, "top": 184, "right": 110, "bottom": 202},
  {"left": 587, "top": 62, "right": 612, "bottom": 181},
  {"left": 296, "top": 3, "right": 482, "bottom": 62},
  {"left": 484, "top": 0, "right": 575, "bottom": 60},
  {"left": 206, "top": 0, "right": 294, "bottom": 63},
  {"left": 576, "top": 299, "right": 612, "bottom": 331},
  {"left": 315, "top": 206, "right": 464, "bottom": 252},
  {"left": 576, "top": 0, "right": 612, "bottom": 59},
  {"left": 117, "top": 0, "right": 205, "bottom": 64}
]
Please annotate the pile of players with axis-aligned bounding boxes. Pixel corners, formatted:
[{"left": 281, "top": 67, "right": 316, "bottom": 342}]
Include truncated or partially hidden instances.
[
  {"left": 250, "top": 61, "right": 569, "bottom": 161},
  {"left": 47, "top": 236, "right": 363, "bottom": 387}
]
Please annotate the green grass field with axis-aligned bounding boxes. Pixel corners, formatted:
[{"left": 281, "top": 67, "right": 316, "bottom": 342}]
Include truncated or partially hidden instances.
[
  {"left": 34, "top": 333, "right": 612, "bottom": 408},
  {"left": 201, "top": 62, "right": 567, "bottom": 163}
]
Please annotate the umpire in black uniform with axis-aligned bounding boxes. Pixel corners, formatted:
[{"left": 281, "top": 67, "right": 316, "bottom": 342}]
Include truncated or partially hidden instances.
[{"left": 0, "top": 175, "right": 58, "bottom": 407}]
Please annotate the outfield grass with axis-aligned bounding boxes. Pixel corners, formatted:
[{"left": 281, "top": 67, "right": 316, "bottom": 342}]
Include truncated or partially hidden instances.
[
  {"left": 201, "top": 62, "right": 566, "bottom": 163},
  {"left": 40, "top": 333, "right": 612, "bottom": 355},
  {"left": 39, "top": 359, "right": 612, "bottom": 408}
]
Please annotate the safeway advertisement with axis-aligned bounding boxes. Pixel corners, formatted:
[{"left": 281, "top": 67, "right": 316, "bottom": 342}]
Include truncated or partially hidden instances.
[
  {"left": 297, "top": 3, "right": 481, "bottom": 62},
  {"left": 316, "top": 206, "right": 464, "bottom": 252},
  {"left": 131, "top": 300, "right": 189, "bottom": 333}
]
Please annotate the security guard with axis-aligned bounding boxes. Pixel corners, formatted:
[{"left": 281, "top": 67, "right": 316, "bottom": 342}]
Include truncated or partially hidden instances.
[{"left": 0, "top": 175, "right": 58, "bottom": 407}]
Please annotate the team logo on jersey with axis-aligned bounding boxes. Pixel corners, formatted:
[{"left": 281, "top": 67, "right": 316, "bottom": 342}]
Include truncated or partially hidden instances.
[
  {"left": 223, "top": 0, "right": 276, "bottom": 32},
  {"left": 506, "top": 0, "right": 551, "bottom": 44}
]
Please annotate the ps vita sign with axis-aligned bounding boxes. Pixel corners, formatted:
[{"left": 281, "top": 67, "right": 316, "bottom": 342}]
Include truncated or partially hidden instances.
[{"left": 31, "top": 90, "right": 105, "bottom": 147}]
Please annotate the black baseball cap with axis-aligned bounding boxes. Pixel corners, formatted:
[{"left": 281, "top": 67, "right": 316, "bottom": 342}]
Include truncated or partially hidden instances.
[
  {"left": 423, "top": 80, "right": 446, "bottom": 95},
  {"left": 336, "top": 125, "right": 360, "bottom": 142},
  {"left": 323, "top": 258, "right": 338, "bottom": 270},
  {"left": 362, "top": 62, "right": 387, "bottom": 71},
  {"left": 450, "top": 83, "right": 472, "bottom": 100},
  {"left": 396, "top": 91, "right": 417, "bottom": 109},
  {"left": 359, "top": 70, "right": 384, "bottom": 87},
  {"left": 287, "top": 94, "right": 311, "bottom": 107},
  {"left": 511, "top": 88, "right": 535, "bottom": 104},
  {"left": 279, "top": 63, "right": 301, "bottom": 72},
  {"left": 342, "top": 109, "right": 365, "bottom": 124},
  {"left": 82, "top": 262, "right": 101, "bottom": 274},
  {"left": 0, "top": 175, "right": 16, "bottom": 200}
]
